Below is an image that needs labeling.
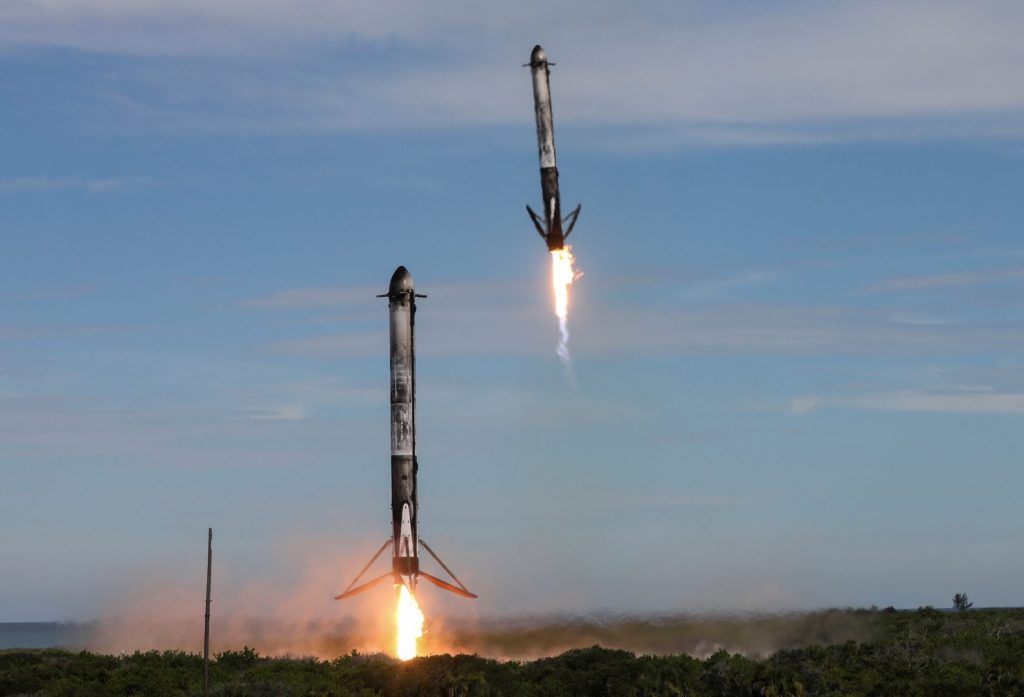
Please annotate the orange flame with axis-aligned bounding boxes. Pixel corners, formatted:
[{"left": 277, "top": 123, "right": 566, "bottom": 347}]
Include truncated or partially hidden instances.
[
  {"left": 550, "top": 246, "right": 576, "bottom": 320},
  {"left": 395, "top": 584, "right": 424, "bottom": 660}
]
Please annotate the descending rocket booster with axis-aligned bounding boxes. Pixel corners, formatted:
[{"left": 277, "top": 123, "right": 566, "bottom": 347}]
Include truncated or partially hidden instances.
[
  {"left": 335, "top": 266, "right": 477, "bottom": 601},
  {"left": 526, "top": 45, "right": 581, "bottom": 252}
]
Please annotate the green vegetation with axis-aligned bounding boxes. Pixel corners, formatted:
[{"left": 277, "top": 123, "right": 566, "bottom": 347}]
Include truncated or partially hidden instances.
[{"left": 2, "top": 608, "right": 1023, "bottom": 696}]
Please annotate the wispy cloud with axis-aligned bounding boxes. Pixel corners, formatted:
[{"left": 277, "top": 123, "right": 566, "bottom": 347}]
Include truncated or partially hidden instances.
[
  {"left": 578, "top": 305, "right": 1024, "bottom": 356},
  {"left": 871, "top": 265, "right": 1024, "bottom": 291},
  {"left": 0, "top": 324, "right": 128, "bottom": 341},
  {"left": 241, "top": 279, "right": 530, "bottom": 310},
  {"left": 266, "top": 333, "right": 384, "bottom": 357},
  {"left": 789, "top": 386, "right": 1024, "bottom": 415},
  {"left": 247, "top": 280, "right": 1024, "bottom": 358},
  {"left": 240, "top": 286, "right": 378, "bottom": 310},
  {"left": 237, "top": 380, "right": 382, "bottom": 420},
  {"left": 974, "top": 246, "right": 1024, "bottom": 259},
  {"left": 5, "top": 1, "right": 1024, "bottom": 143},
  {"left": 0, "top": 284, "right": 97, "bottom": 302},
  {"left": 599, "top": 493, "right": 756, "bottom": 508},
  {"left": 0, "top": 177, "right": 143, "bottom": 193},
  {"left": 677, "top": 269, "right": 783, "bottom": 302}
]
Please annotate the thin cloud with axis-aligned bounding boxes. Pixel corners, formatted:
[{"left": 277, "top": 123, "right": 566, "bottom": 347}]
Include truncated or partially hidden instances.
[
  {"left": 576, "top": 305, "right": 1024, "bottom": 356},
  {"left": 20, "top": 285, "right": 98, "bottom": 301},
  {"left": 255, "top": 286, "right": 1024, "bottom": 358},
  {"left": 240, "top": 286, "right": 378, "bottom": 310},
  {"left": 606, "top": 493, "right": 756, "bottom": 508},
  {"left": 5, "top": 1, "right": 1024, "bottom": 143},
  {"left": 677, "top": 269, "right": 783, "bottom": 302},
  {"left": 237, "top": 379, "right": 383, "bottom": 420},
  {"left": 0, "top": 177, "right": 142, "bottom": 193},
  {"left": 871, "top": 265, "right": 1024, "bottom": 291},
  {"left": 267, "top": 333, "right": 384, "bottom": 357},
  {"left": 789, "top": 387, "right": 1024, "bottom": 415},
  {"left": 0, "top": 324, "right": 129, "bottom": 341},
  {"left": 241, "top": 279, "right": 531, "bottom": 310}
]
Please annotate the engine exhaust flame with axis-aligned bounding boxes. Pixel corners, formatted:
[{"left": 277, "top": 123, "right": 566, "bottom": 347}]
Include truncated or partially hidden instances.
[
  {"left": 396, "top": 584, "right": 424, "bottom": 660},
  {"left": 550, "top": 247, "right": 578, "bottom": 375}
]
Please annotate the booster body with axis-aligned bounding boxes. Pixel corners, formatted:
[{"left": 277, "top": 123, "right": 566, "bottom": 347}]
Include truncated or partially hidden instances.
[
  {"left": 335, "top": 267, "right": 476, "bottom": 602},
  {"left": 526, "top": 45, "right": 580, "bottom": 251},
  {"left": 387, "top": 266, "right": 419, "bottom": 585}
]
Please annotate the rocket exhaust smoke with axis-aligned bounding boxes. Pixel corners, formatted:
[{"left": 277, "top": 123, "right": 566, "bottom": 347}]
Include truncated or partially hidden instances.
[{"left": 80, "top": 561, "right": 879, "bottom": 662}]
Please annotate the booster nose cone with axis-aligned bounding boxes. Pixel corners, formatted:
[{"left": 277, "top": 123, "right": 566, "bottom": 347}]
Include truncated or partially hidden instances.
[
  {"left": 531, "top": 45, "right": 547, "bottom": 66},
  {"left": 389, "top": 266, "right": 414, "bottom": 295}
]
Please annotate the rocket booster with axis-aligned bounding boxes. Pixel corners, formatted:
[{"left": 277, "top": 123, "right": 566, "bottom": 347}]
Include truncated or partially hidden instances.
[
  {"left": 526, "top": 45, "right": 580, "bottom": 252},
  {"left": 335, "top": 266, "right": 476, "bottom": 601},
  {"left": 387, "top": 266, "right": 419, "bottom": 584}
]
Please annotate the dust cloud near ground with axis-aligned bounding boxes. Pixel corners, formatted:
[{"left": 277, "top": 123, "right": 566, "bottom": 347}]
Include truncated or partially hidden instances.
[
  {"left": 421, "top": 610, "right": 880, "bottom": 660},
  {"left": 79, "top": 546, "right": 877, "bottom": 660},
  {"left": 80, "top": 553, "right": 399, "bottom": 658},
  {"left": 83, "top": 608, "right": 879, "bottom": 661}
]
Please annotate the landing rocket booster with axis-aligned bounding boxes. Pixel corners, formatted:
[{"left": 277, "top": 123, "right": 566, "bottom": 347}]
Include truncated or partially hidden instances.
[
  {"left": 335, "top": 266, "right": 477, "bottom": 601},
  {"left": 526, "top": 45, "right": 581, "bottom": 252}
]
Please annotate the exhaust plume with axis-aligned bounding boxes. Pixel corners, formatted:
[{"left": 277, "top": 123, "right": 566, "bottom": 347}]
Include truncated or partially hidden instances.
[{"left": 550, "top": 246, "right": 579, "bottom": 380}]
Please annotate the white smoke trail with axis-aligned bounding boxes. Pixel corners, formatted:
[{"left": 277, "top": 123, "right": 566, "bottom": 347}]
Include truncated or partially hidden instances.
[{"left": 557, "top": 314, "right": 575, "bottom": 384}]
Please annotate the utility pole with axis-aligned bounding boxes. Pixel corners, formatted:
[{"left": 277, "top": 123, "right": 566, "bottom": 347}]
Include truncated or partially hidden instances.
[{"left": 204, "top": 528, "right": 212, "bottom": 697}]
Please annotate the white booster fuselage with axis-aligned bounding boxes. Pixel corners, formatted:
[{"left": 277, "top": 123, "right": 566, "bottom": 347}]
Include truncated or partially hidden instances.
[
  {"left": 333, "top": 266, "right": 478, "bottom": 602},
  {"left": 526, "top": 45, "right": 580, "bottom": 252},
  {"left": 387, "top": 266, "right": 419, "bottom": 582},
  {"left": 530, "top": 45, "right": 557, "bottom": 171}
]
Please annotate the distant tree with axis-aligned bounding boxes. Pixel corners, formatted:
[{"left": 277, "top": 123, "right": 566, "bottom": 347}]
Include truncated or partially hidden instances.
[{"left": 953, "top": 592, "right": 974, "bottom": 611}]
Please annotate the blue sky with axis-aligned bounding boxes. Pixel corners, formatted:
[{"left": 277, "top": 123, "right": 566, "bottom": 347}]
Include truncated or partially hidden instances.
[{"left": 1, "top": 1, "right": 1023, "bottom": 624}]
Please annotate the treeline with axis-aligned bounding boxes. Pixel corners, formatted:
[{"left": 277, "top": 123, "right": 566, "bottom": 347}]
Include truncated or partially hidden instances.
[{"left": 2, "top": 607, "right": 1023, "bottom": 696}]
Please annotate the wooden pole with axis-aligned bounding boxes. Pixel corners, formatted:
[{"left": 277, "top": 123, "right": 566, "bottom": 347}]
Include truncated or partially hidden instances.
[{"left": 204, "top": 527, "right": 212, "bottom": 697}]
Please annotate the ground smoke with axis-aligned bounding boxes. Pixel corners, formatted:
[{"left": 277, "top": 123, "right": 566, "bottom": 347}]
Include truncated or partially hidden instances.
[
  {"left": 422, "top": 610, "right": 880, "bottom": 660},
  {"left": 83, "top": 608, "right": 879, "bottom": 661}
]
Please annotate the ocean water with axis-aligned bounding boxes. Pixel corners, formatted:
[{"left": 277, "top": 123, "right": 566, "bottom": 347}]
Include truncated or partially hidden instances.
[{"left": 0, "top": 623, "right": 89, "bottom": 650}]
